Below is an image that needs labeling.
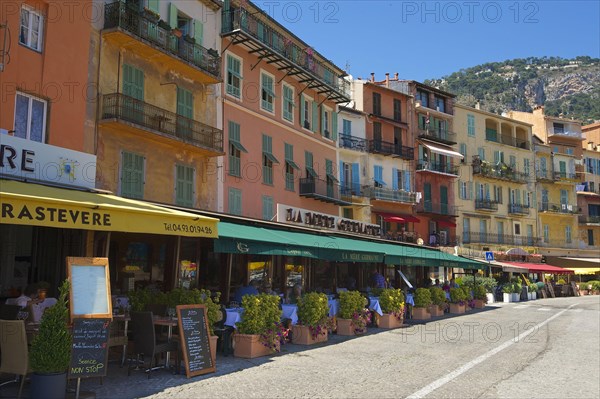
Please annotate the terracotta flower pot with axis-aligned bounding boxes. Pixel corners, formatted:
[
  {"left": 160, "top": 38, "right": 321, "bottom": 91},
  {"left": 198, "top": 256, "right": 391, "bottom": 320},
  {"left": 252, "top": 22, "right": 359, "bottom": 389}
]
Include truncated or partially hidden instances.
[
  {"left": 378, "top": 313, "right": 403, "bottom": 329},
  {"left": 428, "top": 305, "right": 444, "bottom": 317},
  {"left": 412, "top": 307, "right": 431, "bottom": 320},
  {"left": 209, "top": 335, "right": 218, "bottom": 365},
  {"left": 291, "top": 325, "right": 328, "bottom": 345},
  {"left": 336, "top": 318, "right": 360, "bottom": 336},
  {"left": 473, "top": 299, "right": 485, "bottom": 309},
  {"left": 449, "top": 303, "right": 466, "bottom": 314},
  {"left": 233, "top": 333, "right": 276, "bottom": 359}
]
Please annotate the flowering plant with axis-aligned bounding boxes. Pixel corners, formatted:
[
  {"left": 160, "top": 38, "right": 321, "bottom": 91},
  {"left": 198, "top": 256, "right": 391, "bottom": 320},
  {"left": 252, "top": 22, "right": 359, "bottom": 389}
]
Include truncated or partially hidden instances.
[
  {"left": 449, "top": 287, "right": 467, "bottom": 306},
  {"left": 259, "top": 321, "right": 289, "bottom": 352},
  {"left": 297, "top": 292, "right": 330, "bottom": 339},
  {"left": 467, "top": 298, "right": 476, "bottom": 309},
  {"left": 379, "top": 288, "right": 405, "bottom": 321},
  {"left": 429, "top": 286, "right": 447, "bottom": 309},
  {"left": 237, "top": 294, "right": 282, "bottom": 352},
  {"left": 351, "top": 309, "right": 371, "bottom": 334}
]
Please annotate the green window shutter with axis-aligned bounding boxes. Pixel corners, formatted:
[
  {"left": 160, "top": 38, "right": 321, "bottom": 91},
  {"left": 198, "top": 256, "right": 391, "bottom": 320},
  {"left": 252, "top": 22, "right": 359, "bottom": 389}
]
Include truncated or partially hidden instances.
[
  {"left": 176, "top": 87, "right": 193, "bottom": 118},
  {"left": 228, "top": 188, "right": 241, "bottom": 215},
  {"left": 326, "top": 159, "right": 333, "bottom": 175},
  {"left": 321, "top": 106, "right": 326, "bottom": 135},
  {"left": 175, "top": 164, "right": 194, "bottom": 207},
  {"left": 122, "top": 64, "right": 144, "bottom": 100},
  {"left": 331, "top": 110, "right": 338, "bottom": 141},
  {"left": 169, "top": 3, "right": 178, "bottom": 28},
  {"left": 148, "top": 0, "right": 159, "bottom": 13},
  {"left": 300, "top": 94, "right": 306, "bottom": 127},
  {"left": 121, "top": 151, "right": 144, "bottom": 199},
  {"left": 468, "top": 182, "right": 473, "bottom": 200},
  {"left": 494, "top": 150, "right": 500, "bottom": 164},
  {"left": 424, "top": 183, "right": 431, "bottom": 201},
  {"left": 311, "top": 101, "right": 318, "bottom": 133},
  {"left": 194, "top": 19, "right": 204, "bottom": 46},
  {"left": 262, "top": 196, "right": 273, "bottom": 220},
  {"left": 285, "top": 143, "right": 292, "bottom": 161}
]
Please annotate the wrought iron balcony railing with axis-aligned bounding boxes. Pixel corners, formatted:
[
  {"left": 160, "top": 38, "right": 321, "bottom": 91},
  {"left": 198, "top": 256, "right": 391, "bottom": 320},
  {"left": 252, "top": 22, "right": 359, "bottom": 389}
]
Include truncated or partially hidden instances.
[
  {"left": 416, "top": 201, "right": 458, "bottom": 216},
  {"left": 472, "top": 163, "right": 529, "bottom": 183},
  {"left": 101, "top": 93, "right": 223, "bottom": 153},
  {"left": 508, "top": 203, "right": 531, "bottom": 215},
  {"left": 103, "top": 2, "right": 221, "bottom": 79},
  {"left": 368, "top": 139, "right": 414, "bottom": 159},
  {"left": 553, "top": 171, "right": 578, "bottom": 181},
  {"left": 538, "top": 202, "right": 580, "bottom": 214},
  {"left": 536, "top": 171, "right": 555, "bottom": 181},
  {"left": 222, "top": 8, "right": 348, "bottom": 99},
  {"left": 339, "top": 133, "right": 368, "bottom": 152},
  {"left": 361, "top": 186, "right": 417, "bottom": 203},
  {"left": 416, "top": 160, "right": 459, "bottom": 176},
  {"left": 579, "top": 215, "right": 600, "bottom": 224},
  {"left": 299, "top": 178, "right": 351, "bottom": 205},
  {"left": 417, "top": 127, "right": 457, "bottom": 144},
  {"left": 475, "top": 199, "right": 499, "bottom": 211},
  {"left": 462, "top": 232, "right": 540, "bottom": 246}
]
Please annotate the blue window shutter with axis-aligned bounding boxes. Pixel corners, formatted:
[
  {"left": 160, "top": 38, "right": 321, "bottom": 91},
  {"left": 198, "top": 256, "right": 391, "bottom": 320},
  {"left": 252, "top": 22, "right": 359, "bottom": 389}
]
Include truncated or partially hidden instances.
[
  {"left": 339, "top": 161, "right": 345, "bottom": 187},
  {"left": 403, "top": 172, "right": 411, "bottom": 192},
  {"left": 352, "top": 163, "right": 360, "bottom": 193},
  {"left": 392, "top": 167, "right": 398, "bottom": 190}
]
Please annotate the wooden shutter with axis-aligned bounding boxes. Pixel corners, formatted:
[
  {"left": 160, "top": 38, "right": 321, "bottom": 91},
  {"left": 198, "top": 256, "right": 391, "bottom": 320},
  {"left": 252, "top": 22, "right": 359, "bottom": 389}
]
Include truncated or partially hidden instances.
[
  {"left": 311, "top": 101, "right": 318, "bottom": 133},
  {"left": 169, "top": 3, "right": 178, "bottom": 28},
  {"left": 194, "top": 19, "right": 204, "bottom": 46}
]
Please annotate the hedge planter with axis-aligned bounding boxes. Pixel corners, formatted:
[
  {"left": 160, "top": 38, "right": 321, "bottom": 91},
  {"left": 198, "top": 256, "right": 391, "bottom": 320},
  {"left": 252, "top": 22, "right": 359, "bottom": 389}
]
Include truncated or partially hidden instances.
[
  {"left": 512, "top": 293, "right": 520, "bottom": 302},
  {"left": 503, "top": 293, "right": 512, "bottom": 303},
  {"left": 486, "top": 293, "right": 495, "bottom": 304},
  {"left": 449, "top": 303, "right": 466, "bottom": 314},
  {"left": 336, "top": 318, "right": 365, "bottom": 336},
  {"left": 233, "top": 333, "right": 277, "bottom": 359},
  {"left": 291, "top": 325, "right": 328, "bottom": 345},
  {"left": 579, "top": 290, "right": 588, "bottom": 296},
  {"left": 412, "top": 307, "right": 431, "bottom": 320},
  {"left": 428, "top": 305, "right": 444, "bottom": 317},
  {"left": 210, "top": 335, "right": 218, "bottom": 364},
  {"left": 473, "top": 299, "right": 485, "bottom": 309},
  {"left": 30, "top": 372, "right": 67, "bottom": 399},
  {"left": 377, "top": 313, "right": 403, "bottom": 329}
]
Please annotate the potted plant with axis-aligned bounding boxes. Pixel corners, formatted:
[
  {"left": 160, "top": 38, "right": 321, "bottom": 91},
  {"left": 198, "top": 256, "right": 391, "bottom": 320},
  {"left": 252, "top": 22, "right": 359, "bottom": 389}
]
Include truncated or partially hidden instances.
[
  {"left": 528, "top": 283, "right": 538, "bottom": 300},
  {"left": 413, "top": 288, "right": 432, "bottom": 320},
  {"left": 158, "top": 19, "right": 171, "bottom": 31},
  {"left": 337, "top": 291, "right": 370, "bottom": 336},
  {"left": 128, "top": 286, "right": 153, "bottom": 312},
  {"left": 172, "top": 27, "right": 183, "bottom": 38},
  {"left": 590, "top": 281, "right": 600, "bottom": 295},
  {"left": 233, "top": 293, "right": 283, "bottom": 358},
  {"left": 377, "top": 288, "right": 405, "bottom": 328},
  {"left": 449, "top": 287, "right": 467, "bottom": 314},
  {"left": 512, "top": 280, "right": 522, "bottom": 302},
  {"left": 428, "top": 286, "right": 446, "bottom": 316},
  {"left": 183, "top": 34, "right": 196, "bottom": 44},
  {"left": 472, "top": 285, "right": 487, "bottom": 308},
  {"left": 29, "top": 280, "right": 71, "bottom": 399},
  {"left": 142, "top": 7, "right": 160, "bottom": 22},
  {"left": 293, "top": 292, "right": 331, "bottom": 345},
  {"left": 502, "top": 284, "right": 512, "bottom": 303}
]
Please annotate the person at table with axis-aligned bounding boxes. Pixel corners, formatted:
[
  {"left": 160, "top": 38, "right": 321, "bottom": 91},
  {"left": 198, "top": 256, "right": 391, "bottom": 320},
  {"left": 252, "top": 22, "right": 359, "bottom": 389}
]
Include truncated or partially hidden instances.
[
  {"left": 370, "top": 268, "right": 387, "bottom": 289},
  {"left": 234, "top": 279, "right": 260, "bottom": 303},
  {"left": 285, "top": 284, "right": 302, "bottom": 304},
  {"left": 15, "top": 285, "right": 36, "bottom": 308}
]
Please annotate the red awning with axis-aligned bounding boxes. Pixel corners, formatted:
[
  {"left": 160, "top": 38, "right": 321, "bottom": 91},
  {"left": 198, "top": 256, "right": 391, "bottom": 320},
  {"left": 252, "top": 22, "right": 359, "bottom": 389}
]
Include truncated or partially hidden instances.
[
  {"left": 378, "top": 213, "right": 420, "bottom": 223},
  {"left": 505, "top": 262, "right": 574, "bottom": 274},
  {"left": 436, "top": 219, "right": 456, "bottom": 228}
]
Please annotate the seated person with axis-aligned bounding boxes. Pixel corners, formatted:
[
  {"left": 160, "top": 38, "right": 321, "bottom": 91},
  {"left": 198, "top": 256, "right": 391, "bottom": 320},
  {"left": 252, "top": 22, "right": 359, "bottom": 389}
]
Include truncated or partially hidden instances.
[
  {"left": 233, "top": 279, "right": 259, "bottom": 304},
  {"left": 285, "top": 284, "right": 302, "bottom": 304},
  {"left": 29, "top": 287, "right": 58, "bottom": 322},
  {"left": 15, "top": 285, "right": 36, "bottom": 308}
]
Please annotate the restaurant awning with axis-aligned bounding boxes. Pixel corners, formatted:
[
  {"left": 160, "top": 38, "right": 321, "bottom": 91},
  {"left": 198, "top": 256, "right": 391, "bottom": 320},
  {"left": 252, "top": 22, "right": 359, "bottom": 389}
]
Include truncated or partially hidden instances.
[
  {"left": 420, "top": 141, "right": 464, "bottom": 160},
  {"left": 382, "top": 244, "right": 485, "bottom": 269},
  {"left": 436, "top": 218, "right": 456, "bottom": 228},
  {"left": 566, "top": 267, "right": 600, "bottom": 275},
  {"left": 377, "top": 212, "right": 420, "bottom": 223},
  {"left": 487, "top": 260, "right": 529, "bottom": 273},
  {"left": 505, "top": 262, "right": 574, "bottom": 274},
  {"left": 0, "top": 179, "right": 218, "bottom": 238}
]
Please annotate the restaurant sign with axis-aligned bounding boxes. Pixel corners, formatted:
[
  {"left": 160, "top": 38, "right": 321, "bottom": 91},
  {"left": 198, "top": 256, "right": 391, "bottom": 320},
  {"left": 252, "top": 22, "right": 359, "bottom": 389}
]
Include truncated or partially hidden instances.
[
  {"left": 276, "top": 204, "right": 381, "bottom": 238},
  {"left": 0, "top": 134, "right": 97, "bottom": 189}
]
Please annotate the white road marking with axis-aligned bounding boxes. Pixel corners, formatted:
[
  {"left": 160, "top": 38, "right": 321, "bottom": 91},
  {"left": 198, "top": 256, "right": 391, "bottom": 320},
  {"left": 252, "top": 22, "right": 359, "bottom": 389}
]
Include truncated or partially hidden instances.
[
  {"left": 538, "top": 308, "right": 552, "bottom": 311},
  {"left": 406, "top": 303, "right": 578, "bottom": 399},
  {"left": 514, "top": 305, "right": 529, "bottom": 309}
]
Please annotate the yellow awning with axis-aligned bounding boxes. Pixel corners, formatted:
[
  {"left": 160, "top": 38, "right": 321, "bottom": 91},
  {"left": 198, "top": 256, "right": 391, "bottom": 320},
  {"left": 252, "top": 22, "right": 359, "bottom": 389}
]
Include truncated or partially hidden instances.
[
  {"left": 0, "top": 180, "right": 218, "bottom": 238},
  {"left": 565, "top": 268, "right": 600, "bottom": 275}
]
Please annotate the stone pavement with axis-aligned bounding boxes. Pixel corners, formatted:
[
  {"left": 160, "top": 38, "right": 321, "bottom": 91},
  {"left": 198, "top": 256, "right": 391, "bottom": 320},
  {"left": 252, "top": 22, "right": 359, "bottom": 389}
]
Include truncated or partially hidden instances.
[{"left": 0, "top": 305, "right": 500, "bottom": 399}]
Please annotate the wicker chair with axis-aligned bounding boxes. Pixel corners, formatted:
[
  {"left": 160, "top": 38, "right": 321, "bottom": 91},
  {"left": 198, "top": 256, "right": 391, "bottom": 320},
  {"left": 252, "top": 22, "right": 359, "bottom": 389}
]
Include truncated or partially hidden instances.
[{"left": 0, "top": 320, "right": 30, "bottom": 398}]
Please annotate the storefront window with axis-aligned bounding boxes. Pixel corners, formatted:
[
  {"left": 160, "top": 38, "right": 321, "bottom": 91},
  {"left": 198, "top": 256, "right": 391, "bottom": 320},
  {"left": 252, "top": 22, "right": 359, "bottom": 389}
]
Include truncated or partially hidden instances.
[
  {"left": 178, "top": 237, "right": 199, "bottom": 289},
  {"left": 285, "top": 257, "right": 304, "bottom": 289}
]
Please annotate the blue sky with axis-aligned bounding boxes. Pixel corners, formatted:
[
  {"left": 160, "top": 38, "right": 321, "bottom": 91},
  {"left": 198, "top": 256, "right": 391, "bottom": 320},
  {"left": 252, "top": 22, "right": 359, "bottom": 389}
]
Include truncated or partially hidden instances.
[{"left": 253, "top": 0, "right": 600, "bottom": 81}]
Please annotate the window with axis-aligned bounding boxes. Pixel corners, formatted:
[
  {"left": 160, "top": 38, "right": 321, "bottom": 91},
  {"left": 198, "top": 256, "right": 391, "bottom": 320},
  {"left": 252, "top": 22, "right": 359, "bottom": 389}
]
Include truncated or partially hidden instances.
[
  {"left": 261, "top": 72, "right": 275, "bottom": 112},
  {"left": 495, "top": 186, "right": 503, "bottom": 204},
  {"left": 228, "top": 121, "right": 247, "bottom": 177},
  {"left": 372, "top": 92, "right": 381, "bottom": 116},
  {"left": 175, "top": 164, "right": 194, "bottom": 207},
  {"left": 373, "top": 165, "right": 385, "bottom": 187},
  {"left": 467, "top": 114, "right": 475, "bottom": 137},
  {"left": 416, "top": 90, "right": 429, "bottom": 108},
  {"left": 459, "top": 180, "right": 468, "bottom": 199},
  {"left": 553, "top": 123, "right": 565, "bottom": 134},
  {"left": 540, "top": 157, "right": 547, "bottom": 176},
  {"left": 226, "top": 54, "right": 242, "bottom": 98},
  {"left": 543, "top": 224, "right": 549, "bottom": 242},
  {"left": 560, "top": 189, "right": 568, "bottom": 205},
  {"left": 300, "top": 95, "right": 313, "bottom": 130},
  {"left": 393, "top": 99, "right": 401, "bottom": 121},
  {"left": 342, "top": 119, "right": 352, "bottom": 135},
  {"left": 262, "top": 134, "right": 278, "bottom": 185},
  {"left": 494, "top": 150, "right": 505, "bottom": 165},
  {"left": 479, "top": 219, "right": 487, "bottom": 235},
  {"left": 121, "top": 151, "right": 145, "bottom": 199},
  {"left": 322, "top": 107, "right": 330, "bottom": 138},
  {"left": 588, "top": 229, "right": 594, "bottom": 246},
  {"left": 565, "top": 147, "right": 574, "bottom": 156},
  {"left": 282, "top": 84, "right": 294, "bottom": 122},
  {"left": 509, "top": 155, "right": 516, "bottom": 168},
  {"left": 20, "top": 6, "right": 43, "bottom": 51},
  {"left": 524, "top": 158, "right": 530, "bottom": 175},
  {"left": 459, "top": 143, "right": 467, "bottom": 159},
  {"left": 325, "top": 159, "right": 337, "bottom": 198},
  {"left": 373, "top": 122, "right": 382, "bottom": 146},
  {"left": 228, "top": 188, "right": 242, "bottom": 215},
  {"left": 477, "top": 147, "right": 485, "bottom": 161},
  {"left": 262, "top": 196, "right": 274, "bottom": 220},
  {"left": 565, "top": 226, "right": 572, "bottom": 244},
  {"left": 14, "top": 92, "right": 47, "bottom": 142},
  {"left": 284, "top": 143, "right": 299, "bottom": 191},
  {"left": 434, "top": 96, "right": 445, "bottom": 112},
  {"left": 305, "top": 151, "right": 317, "bottom": 179}
]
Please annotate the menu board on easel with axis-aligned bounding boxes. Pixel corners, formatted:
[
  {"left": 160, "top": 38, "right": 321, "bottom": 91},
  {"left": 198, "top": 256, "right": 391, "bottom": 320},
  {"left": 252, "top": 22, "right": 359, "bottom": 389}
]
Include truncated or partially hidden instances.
[
  {"left": 67, "top": 257, "right": 112, "bottom": 321},
  {"left": 176, "top": 304, "right": 215, "bottom": 378}
]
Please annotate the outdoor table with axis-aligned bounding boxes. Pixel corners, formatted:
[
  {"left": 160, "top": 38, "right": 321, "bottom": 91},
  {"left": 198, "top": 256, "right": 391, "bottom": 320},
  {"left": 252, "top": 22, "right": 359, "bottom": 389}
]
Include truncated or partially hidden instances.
[
  {"left": 281, "top": 304, "right": 298, "bottom": 325},
  {"left": 225, "top": 308, "right": 244, "bottom": 328},
  {"left": 405, "top": 293, "right": 415, "bottom": 306},
  {"left": 153, "top": 317, "right": 178, "bottom": 367},
  {"left": 328, "top": 299, "right": 339, "bottom": 318},
  {"left": 368, "top": 297, "right": 384, "bottom": 316}
]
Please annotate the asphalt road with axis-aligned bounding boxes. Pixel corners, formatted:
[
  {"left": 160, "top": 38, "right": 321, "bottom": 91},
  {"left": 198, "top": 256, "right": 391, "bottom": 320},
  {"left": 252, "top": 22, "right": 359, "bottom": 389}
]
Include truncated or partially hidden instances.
[{"left": 145, "top": 295, "right": 599, "bottom": 399}]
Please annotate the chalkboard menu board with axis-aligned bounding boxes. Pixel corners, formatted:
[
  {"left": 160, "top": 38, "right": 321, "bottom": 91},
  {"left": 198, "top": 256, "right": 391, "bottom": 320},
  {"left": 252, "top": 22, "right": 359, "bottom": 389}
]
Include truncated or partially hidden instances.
[
  {"left": 176, "top": 304, "right": 215, "bottom": 378},
  {"left": 67, "top": 257, "right": 112, "bottom": 320},
  {"left": 69, "top": 318, "right": 110, "bottom": 379}
]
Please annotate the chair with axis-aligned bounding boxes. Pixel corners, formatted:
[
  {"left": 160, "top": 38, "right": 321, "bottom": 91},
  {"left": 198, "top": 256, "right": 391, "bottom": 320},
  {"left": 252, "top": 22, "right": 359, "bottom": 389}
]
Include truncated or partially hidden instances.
[
  {"left": 107, "top": 319, "right": 128, "bottom": 366},
  {"left": 212, "top": 305, "right": 234, "bottom": 356},
  {"left": 0, "top": 320, "right": 30, "bottom": 398},
  {"left": 0, "top": 304, "right": 21, "bottom": 320},
  {"left": 128, "top": 311, "right": 179, "bottom": 379}
]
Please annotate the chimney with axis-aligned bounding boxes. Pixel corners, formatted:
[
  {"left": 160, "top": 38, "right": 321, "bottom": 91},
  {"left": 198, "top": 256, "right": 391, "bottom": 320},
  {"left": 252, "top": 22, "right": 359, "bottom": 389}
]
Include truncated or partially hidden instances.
[
  {"left": 394, "top": 72, "right": 399, "bottom": 80},
  {"left": 385, "top": 73, "right": 390, "bottom": 87},
  {"left": 475, "top": 101, "right": 480, "bottom": 110},
  {"left": 370, "top": 72, "right": 375, "bottom": 82}
]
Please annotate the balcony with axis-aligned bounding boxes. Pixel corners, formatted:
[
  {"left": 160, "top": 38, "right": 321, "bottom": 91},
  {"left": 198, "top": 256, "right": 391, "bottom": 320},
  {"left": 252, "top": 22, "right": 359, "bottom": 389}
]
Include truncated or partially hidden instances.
[
  {"left": 339, "top": 134, "right": 367, "bottom": 152},
  {"left": 368, "top": 140, "right": 414, "bottom": 160},
  {"left": 462, "top": 232, "right": 540, "bottom": 246},
  {"left": 538, "top": 202, "right": 580, "bottom": 215},
  {"left": 299, "top": 178, "right": 351, "bottom": 206},
  {"left": 508, "top": 203, "right": 531, "bottom": 216},
  {"left": 221, "top": 8, "right": 349, "bottom": 103},
  {"left": 417, "top": 127, "right": 457, "bottom": 145},
  {"left": 536, "top": 171, "right": 555, "bottom": 182},
  {"left": 416, "top": 160, "right": 459, "bottom": 176},
  {"left": 361, "top": 186, "right": 417, "bottom": 204},
  {"left": 472, "top": 162, "right": 529, "bottom": 183},
  {"left": 103, "top": 2, "right": 221, "bottom": 83},
  {"left": 548, "top": 128, "right": 585, "bottom": 140},
  {"left": 100, "top": 93, "right": 223, "bottom": 154},
  {"left": 579, "top": 215, "right": 600, "bottom": 224},
  {"left": 485, "top": 134, "right": 531, "bottom": 150},
  {"left": 416, "top": 201, "right": 458, "bottom": 216},
  {"left": 553, "top": 171, "right": 578, "bottom": 182},
  {"left": 475, "top": 199, "right": 499, "bottom": 211}
]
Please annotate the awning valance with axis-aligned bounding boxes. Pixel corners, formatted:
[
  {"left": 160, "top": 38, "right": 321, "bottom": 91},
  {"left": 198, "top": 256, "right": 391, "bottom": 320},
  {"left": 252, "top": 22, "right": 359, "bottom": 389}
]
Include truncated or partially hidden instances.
[
  {"left": 436, "top": 218, "right": 457, "bottom": 228},
  {"left": 420, "top": 141, "right": 464, "bottom": 160},
  {"left": 505, "top": 262, "right": 573, "bottom": 274},
  {"left": 0, "top": 180, "right": 218, "bottom": 237},
  {"left": 377, "top": 212, "right": 420, "bottom": 223}
]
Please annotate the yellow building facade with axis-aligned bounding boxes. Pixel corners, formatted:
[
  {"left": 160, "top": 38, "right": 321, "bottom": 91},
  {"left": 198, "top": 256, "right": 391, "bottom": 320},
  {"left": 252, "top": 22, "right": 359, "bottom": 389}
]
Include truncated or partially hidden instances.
[{"left": 454, "top": 105, "right": 537, "bottom": 252}]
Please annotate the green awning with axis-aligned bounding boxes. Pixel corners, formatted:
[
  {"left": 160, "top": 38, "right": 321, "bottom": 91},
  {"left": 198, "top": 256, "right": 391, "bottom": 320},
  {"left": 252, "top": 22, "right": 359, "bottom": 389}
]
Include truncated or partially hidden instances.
[
  {"left": 230, "top": 140, "right": 248, "bottom": 153},
  {"left": 306, "top": 166, "right": 318, "bottom": 178},
  {"left": 381, "top": 242, "right": 485, "bottom": 269},
  {"left": 286, "top": 159, "right": 301, "bottom": 170},
  {"left": 263, "top": 152, "right": 279, "bottom": 164}
]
